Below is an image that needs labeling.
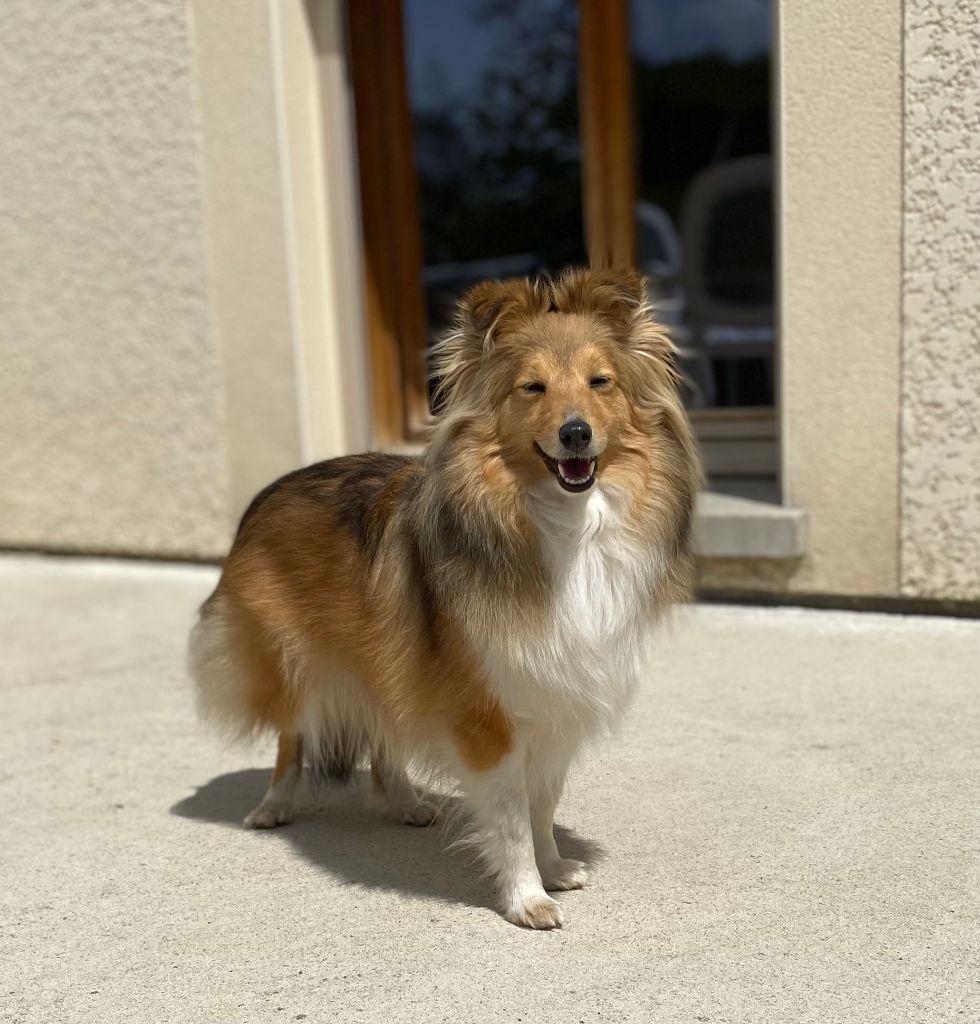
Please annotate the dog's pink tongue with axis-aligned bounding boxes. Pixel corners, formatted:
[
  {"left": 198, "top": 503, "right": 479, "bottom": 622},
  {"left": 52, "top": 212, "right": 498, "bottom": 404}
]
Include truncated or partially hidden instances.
[{"left": 560, "top": 458, "right": 591, "bottom": 480}]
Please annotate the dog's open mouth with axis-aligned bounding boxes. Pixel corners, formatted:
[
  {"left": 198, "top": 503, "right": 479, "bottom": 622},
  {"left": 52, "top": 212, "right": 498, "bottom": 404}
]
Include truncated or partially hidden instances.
[{"left": 535, "top": 444, "right": 597, "bottom": 493}]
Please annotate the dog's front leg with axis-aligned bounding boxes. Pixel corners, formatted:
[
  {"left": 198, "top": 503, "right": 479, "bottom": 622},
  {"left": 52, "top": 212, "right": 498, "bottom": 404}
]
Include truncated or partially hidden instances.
[
  {"left": 460, "top": 750, "right": 563, "bottom": 928},
  {"left": 529, "top": 746, "right": 589, "bottom": 892}
]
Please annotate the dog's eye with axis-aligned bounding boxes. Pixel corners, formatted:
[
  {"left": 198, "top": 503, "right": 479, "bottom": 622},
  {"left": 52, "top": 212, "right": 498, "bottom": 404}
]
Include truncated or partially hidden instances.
[
  {"left": 522, "top": 382, "right": 546, "bottom": 394},
  {"left": 589, "top": 376, "right": 611, "bottom": 389}
]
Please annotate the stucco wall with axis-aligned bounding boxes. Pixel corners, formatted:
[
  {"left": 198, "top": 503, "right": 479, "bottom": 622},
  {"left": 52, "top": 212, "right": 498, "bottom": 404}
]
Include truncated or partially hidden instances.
[
  {"left": 901, "top": 0, "right": 980, "bottom": 601},
  {"left": 189, "top": 0, "right": 306, "bottom": 521},
  {"left": 0, "top": 1, "right": 368, "bottom": 560},
  {"left": 779, "top": 0, "right": 904, "bottom": 598},
  {"left": 0, "top": 1, "right": 230, "bottom": 559},
  {"left": 189, "top": 0, "right": 371, "bottom": 520}
]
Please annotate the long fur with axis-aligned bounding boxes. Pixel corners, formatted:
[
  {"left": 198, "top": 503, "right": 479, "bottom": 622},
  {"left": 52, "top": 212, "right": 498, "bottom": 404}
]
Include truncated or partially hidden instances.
[{"left": 189, "top": 267, "right": 700, "bottom": 927}]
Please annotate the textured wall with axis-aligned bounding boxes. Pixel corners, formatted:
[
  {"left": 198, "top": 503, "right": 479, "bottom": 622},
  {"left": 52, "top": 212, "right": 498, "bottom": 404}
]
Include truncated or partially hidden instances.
[
  {"left": 189, "top": 0, "right": 305, "bottom": 520},
  {"left": 0, "top": 1, "right": 230, "bottom": 558},
  {"left": 901, "top": 0, "right": 980, "bottom": 600}
]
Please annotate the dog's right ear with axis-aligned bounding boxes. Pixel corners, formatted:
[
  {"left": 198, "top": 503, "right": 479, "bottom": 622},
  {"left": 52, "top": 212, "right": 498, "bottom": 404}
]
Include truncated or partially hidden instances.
[
  {"left": 457, "top": 278, "right": 546, "bottom": 352},
  {"left": 430, "top": 278, "right": 546, "bottom": 413},
  {"left": 460, "top": 280, "right": 510, "bottom": 343}
]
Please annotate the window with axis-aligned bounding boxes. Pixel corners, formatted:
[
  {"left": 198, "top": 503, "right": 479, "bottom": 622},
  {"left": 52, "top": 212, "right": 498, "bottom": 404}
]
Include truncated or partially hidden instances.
[
  {"left": 348, "top": 0, "right": 777, "bottom": 497},
  {"left": 632, "top": 0, "right": 775, "bottom": 412}
]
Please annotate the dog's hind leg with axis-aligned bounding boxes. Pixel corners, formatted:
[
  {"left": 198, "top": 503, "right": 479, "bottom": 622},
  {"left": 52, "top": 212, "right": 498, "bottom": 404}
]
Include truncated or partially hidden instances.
[
  {"left": 369, "top": 746, "right": 437, "bottom": 827},
  {"left": 244, "top": 730, "right": 304, "bottom": 829}
]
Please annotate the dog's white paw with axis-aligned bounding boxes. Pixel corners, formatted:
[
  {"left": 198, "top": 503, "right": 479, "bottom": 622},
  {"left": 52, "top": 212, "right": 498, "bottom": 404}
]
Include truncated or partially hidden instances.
[
  {"left": 399, "top": 800, "right": 438, "bottom": 827},
  {"left": 504, "top": 893, "right": 564, "bottom": 930},
  {"left": 540, "top": 858, "right": 589, "bottom": 891},
  {"left": 371, "top": 790, "right": 438, "bottom": 827},
  {"left": 243, "top": 801, "right": 293, "bottom": 829}
]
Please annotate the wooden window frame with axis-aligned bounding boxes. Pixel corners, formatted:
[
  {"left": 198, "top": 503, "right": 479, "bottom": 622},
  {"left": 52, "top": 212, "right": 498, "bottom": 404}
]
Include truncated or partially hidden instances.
[
  {"left": 578, "top": 0, "right": 635, "bottom": 270},
  {"left": 347, "top": 0, "right": 430, "bottom": 444}
]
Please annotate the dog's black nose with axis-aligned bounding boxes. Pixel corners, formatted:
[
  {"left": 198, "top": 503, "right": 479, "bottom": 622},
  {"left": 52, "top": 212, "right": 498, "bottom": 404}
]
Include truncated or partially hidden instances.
[{"left": 559, "top": 418, "right": 592, "bottom": 454}]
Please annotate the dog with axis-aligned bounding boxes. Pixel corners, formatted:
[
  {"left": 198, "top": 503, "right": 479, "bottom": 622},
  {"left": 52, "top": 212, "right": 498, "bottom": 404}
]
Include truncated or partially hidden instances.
[{"left": 189, "top": 267, "right": 699, "bottom": 928}]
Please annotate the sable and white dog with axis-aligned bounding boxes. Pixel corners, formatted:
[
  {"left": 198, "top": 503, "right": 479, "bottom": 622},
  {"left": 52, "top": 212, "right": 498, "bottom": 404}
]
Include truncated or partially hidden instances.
[{"left": 189, "top": 267, "right": 699, "bottom": 928}]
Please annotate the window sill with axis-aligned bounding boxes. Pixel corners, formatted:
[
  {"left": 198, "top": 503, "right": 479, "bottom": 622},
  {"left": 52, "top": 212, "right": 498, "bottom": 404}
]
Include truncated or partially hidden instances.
[{"left": 693, "top": 492, "right": 806, "bottom": 560}]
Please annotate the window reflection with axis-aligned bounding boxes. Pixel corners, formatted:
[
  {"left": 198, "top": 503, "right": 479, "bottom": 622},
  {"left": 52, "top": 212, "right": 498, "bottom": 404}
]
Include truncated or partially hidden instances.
[
  {"left": 402, "top": 1, "right": 775, "bottom": 413},
  {"left": 404, "top": 0, "right": 585, "bottom": 352},
  {"left": 632, "top": 0, "right": 774, "bottom": 408}
]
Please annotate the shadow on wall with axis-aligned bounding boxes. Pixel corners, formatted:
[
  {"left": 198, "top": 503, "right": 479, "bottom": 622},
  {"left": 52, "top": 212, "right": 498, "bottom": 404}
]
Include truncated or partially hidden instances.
[{"left": 170, "top": 769, "right": 603, "bottom": 913}]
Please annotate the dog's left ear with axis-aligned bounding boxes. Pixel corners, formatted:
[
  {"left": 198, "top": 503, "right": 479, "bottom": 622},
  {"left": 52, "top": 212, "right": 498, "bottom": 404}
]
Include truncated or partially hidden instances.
[
  {"left": 584, "top": 267, "right": 647, "bottom": 311},
  {"left": 554, "top": 266, "right": 679, "bottom": 395},
  {"left": 551, "top": 267, "right": 647, "bottom": 328}
]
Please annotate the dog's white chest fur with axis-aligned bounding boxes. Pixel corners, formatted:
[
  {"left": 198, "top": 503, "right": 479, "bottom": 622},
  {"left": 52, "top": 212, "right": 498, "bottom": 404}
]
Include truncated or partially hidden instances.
[{"left": 482, "top": 486, "right": 660, "bottom": 735}]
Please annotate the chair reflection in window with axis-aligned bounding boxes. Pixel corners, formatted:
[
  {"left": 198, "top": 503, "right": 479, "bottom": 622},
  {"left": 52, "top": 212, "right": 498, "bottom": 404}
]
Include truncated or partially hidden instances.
[{"left": 639, "top": 156, "right": 774, "bottom": 410}]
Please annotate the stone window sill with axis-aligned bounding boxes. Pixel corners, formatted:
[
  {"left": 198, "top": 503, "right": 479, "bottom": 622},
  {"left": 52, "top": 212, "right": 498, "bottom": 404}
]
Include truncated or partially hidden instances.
[{"left": 694, "top": 492, "right": 806, "bottom": 559}]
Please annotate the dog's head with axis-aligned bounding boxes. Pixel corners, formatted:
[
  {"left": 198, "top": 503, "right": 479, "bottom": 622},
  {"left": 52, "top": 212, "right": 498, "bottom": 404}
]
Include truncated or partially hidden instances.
[{"left": 432, "top": 267, "right": 692, "bottom": 499}]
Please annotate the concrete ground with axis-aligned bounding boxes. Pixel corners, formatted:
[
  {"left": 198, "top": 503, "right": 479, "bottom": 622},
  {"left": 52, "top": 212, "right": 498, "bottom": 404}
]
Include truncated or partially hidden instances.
[{"left": 1, "top": 555, "right": 977, "bottom": 1024}]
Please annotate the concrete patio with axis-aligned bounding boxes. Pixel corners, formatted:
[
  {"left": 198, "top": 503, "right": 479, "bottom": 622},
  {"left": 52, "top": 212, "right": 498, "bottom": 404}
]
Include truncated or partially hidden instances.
[{"left": 2, "top": 554, "right": 977, "bottom": 1023}]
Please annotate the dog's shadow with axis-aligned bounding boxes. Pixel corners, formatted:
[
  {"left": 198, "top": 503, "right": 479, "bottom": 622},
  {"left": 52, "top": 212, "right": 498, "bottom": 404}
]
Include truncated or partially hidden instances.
[{"left": 170, "top": 769, "right": 604, "bottom": 913}]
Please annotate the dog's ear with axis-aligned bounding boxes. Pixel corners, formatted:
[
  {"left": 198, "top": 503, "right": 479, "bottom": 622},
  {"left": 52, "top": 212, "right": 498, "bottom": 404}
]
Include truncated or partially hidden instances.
[
  {"left": 554, "top": 266, "right": 679, "bottom": 402},
  {"left": 551, "top": 267, "right": 646, "bottom": 325},
  {"left": 429, "top": 278, "right": 546, "bottom": 412},
  {"left": 457, "top": 277, "right": 548, "bottom": 350}
]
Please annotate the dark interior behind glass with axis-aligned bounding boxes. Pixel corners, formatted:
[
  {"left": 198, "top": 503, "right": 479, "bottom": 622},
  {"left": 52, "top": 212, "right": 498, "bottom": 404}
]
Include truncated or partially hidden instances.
[
  {"left": 632, "top": 0, "right": 774, "bottom": 409},
  {"left": 404, "top": 0, "right": 585, "bottom": 360}
]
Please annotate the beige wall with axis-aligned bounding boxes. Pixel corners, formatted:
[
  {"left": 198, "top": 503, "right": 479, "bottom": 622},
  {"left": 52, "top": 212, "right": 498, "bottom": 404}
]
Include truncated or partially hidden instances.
[
  {"left": 190, "top": 0, "right": 369, "bottom": 520},
  {"left": 776, "top": 0, "right": 979, "bottom": 602},
  {"left": 0, "top": 1, "right": 231, "bottom": 559},
  {"left": 779, "top": 0, "right": 904, "bottom": 598},
  {"left": 901, "top": 0, "right": 980, "bottom": 601},
  {"left": 0, "top": 0, "right": 367, "bottom": 560},
  {"left": 190, "top": 0, "right": 306, "bottom": 523}
]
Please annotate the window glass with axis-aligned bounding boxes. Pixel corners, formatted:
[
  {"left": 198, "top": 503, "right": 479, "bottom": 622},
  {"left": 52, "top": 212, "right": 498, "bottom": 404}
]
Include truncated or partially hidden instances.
[
  {"left": 404, "top": 0, "right": 586, "bottom": 351},
  {"left": 632, "top": 0, "right": 774, "bottom": 408}
]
